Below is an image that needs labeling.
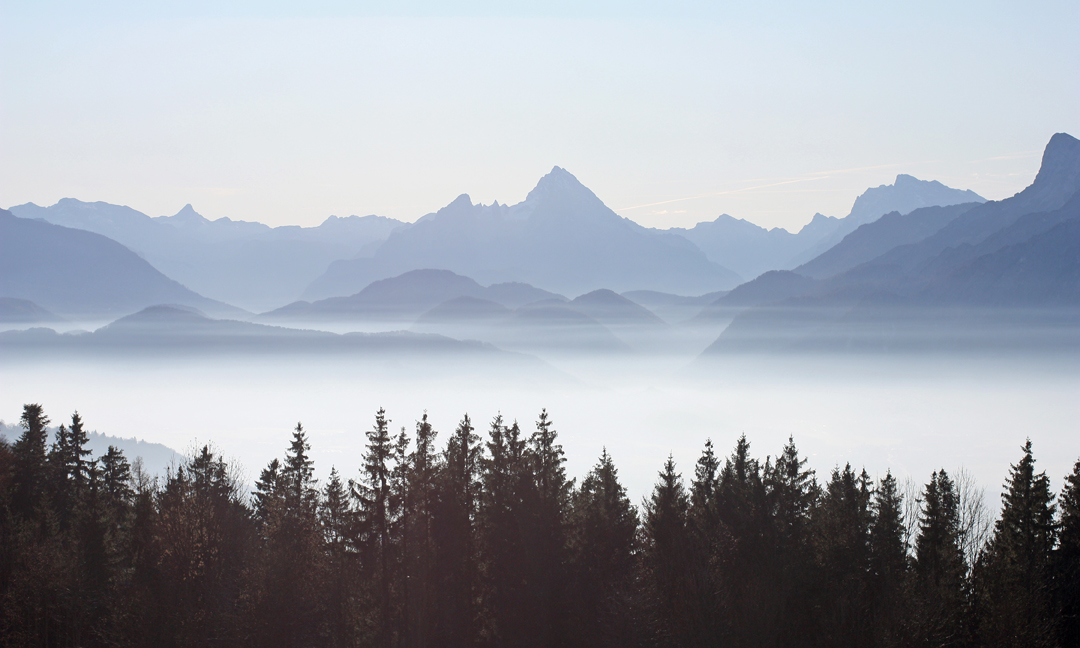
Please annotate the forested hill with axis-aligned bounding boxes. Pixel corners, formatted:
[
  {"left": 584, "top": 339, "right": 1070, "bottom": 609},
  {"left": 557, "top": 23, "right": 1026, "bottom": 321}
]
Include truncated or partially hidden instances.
[{"left": 2, "top": 403, "right": 1078, "bottom": 647}]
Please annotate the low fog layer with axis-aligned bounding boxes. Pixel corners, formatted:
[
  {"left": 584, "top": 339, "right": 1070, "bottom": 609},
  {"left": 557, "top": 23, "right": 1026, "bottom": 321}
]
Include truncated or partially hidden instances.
[{"left": 3, "top": 350, "right": 1076, "bottom": 509}]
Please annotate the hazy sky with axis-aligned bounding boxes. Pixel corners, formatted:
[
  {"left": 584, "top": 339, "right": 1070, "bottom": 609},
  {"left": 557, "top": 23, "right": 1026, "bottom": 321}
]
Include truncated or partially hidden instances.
[{"left": 2, "top": 0, "right": 1077, "bottom": 231}]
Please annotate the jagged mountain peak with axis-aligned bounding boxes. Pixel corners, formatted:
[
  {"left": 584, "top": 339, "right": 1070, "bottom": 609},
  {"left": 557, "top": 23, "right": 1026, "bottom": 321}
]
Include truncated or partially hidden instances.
[
  {"left": 522, "top": 166, "right": 604, "bottom": 210},
  {"left": 850, "top": 174, "right": 983, "bottom": 220},
  {"left": 170, "top": 204, "right": 206, "bottom": 222},
  {"left": 447, "top": 193, "right": 473, "bottom": 209},
  {"left": 1027, "top": 132, "right": 1080, "bottom": 200}
]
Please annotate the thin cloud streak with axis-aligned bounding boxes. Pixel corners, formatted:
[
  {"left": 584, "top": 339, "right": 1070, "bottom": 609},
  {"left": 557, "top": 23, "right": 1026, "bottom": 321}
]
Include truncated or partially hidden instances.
[{"left": 969, "top": 151, "right": 1042, "bottom": 163}]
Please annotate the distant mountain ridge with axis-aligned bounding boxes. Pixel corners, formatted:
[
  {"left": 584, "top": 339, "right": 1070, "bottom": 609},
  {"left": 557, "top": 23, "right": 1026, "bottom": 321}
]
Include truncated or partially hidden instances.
[
  {"left": 699, "top": 132, "right": 1080, "bottom": 355},
  {"left": 301, "top": 167, "right": 743, "bottom": 300},
  {"left": 0, "top": 210, "right": 241, "bottom": 319},
  {"left": 0, "top": 297, "right": 63, "bottom": 324},
  {"left": 796, "top": 202, "right": 980, "bottom": 279},
  {"left": 674, "top": 174, "right": 984, "bottom": 280},
  {"left": 267, "top": 269, "right": 567, "bottom": 323},
  {"left": 9, "top": 199, "right": 404, "bottom": 312}
]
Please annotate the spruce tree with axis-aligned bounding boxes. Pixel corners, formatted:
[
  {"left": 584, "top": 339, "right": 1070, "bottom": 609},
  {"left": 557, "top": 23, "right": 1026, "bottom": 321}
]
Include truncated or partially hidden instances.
[
  {"left": 479, "top": 415, "right": 533, "bottom": 646},
  {"left": 246, "top": 423, "right": 325, "bottom": 648},
  {"left": 401, "top": 413, "right": 440, "bottom": 648},
  {"left": 12, "top": 403, "right": 50, "bottom": 519},
  {"left": 152, "top": 446, "right": 251, "bottom": 647},
  {"left": 569, "top": 449, "right": 639, "bottom": 647},
  {"left": 1057, "top": 459, "right": 1080, "bottom": 648},
  {"left": 868, "top": 470, "right": 907, "bottom": 646},
  {"left": 355, "top": 408, "right": 397, "bottom": 646},
  {"left": 99, "top": 445, "right": 134, "bottom": 513},
  {"left": 525, "top": 409, "right": 573, "bottom": 648},
  {"left": 642, "top": 455, "right": 692, "bottom": 648},
  {"left": 320, "top": 467, "right": 357, "bottom": 648},
  {"left": 686, "top": 438, "right": 722, "bottom": 645},
  {"left": 432, "top": 414, "right": 481, "bottom": 646},
  {"left": 763, "top": 436, "right": 818, "bottom": 645},
  {"left": 47, "top": 413, "right": 91, "bottom": 529},
  {"left": 910, "top": 470, "right": 966, "bottom": 646},
  {"left": 253, "top": 458, "right": 282, "bottom": 523},
  {"left": 715, "top": 436, "right": 769, "bottom": 645},
  {"left": 975, "top": 440, "right": 1057, "bottom": 648},
  {"left": 814, "top": 464, "right": 873, "bottom": 646}
]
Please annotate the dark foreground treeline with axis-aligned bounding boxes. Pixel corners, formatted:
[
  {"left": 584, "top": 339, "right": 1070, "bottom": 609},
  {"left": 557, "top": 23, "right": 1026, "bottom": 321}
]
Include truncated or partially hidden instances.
[{"left": 1, "top": 404, "right": 1078, "bottom": 648}]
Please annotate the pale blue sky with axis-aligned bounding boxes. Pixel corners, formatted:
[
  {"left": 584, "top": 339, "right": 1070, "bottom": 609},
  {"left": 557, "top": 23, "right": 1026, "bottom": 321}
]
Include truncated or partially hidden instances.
[{"left": 2, "top": 0, "right": 1077, "bottom": 230}]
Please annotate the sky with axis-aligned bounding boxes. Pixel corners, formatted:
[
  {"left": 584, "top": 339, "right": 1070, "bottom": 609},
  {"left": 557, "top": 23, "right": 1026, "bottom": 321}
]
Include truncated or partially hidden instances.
[{"left": 2, "top": 0, "right": 1077, "bottom": 231}]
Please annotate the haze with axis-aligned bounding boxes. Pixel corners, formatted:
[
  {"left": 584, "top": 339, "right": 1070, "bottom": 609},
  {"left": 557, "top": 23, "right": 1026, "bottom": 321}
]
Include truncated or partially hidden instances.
[{"left": 2, "top": 0, "right": 1078, "bottom": 231}]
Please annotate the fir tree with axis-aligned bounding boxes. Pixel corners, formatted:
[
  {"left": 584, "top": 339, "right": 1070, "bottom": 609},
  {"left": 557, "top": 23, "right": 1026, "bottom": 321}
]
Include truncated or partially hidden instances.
[
  {"left": 911, "top": 469, "right": 966, "bottom": 646},
  {"left": 99, "top": 445, "right": 134, "bottom": 513},
  {"left": 245, "top": 423, "right": 325, "bottom": 648},
  {"left": 479, "top": 415, "right": 533, "bottom": 647},
  {"left": 814, "top": 464, "right": 873, "bottom": 646},
  {"left": 568, "top": 448, "right": 639, "bottom": 648},
  {"left": 253, "top": 458, "right": 282, "bottom": 523},
  {"left": 152, "top": 446, "right": 252, "bottom": 647},
  {"left": 12, "top": 403, "right": 50, "bottom": 519},
  {"left": 868, "top": 470, "right": 907, "bottom": 646},
  {"left": 642, "top": 455, "right": 692, "bottom": 648},
  {"left": 975, "top": 440, "right": 1057, "bottom": 648},
  {"left": 432, "top": 414, "right": 482, "bottom": 647},
  {"left": 355, "top": 408, "right": 396, "bottom": 646},
  {"left": 1057, "top": 459, "right": 1080, "bottom": 648},
  {"left": 762, "top": 436, "right": 818, "bottom": 645},
  {"left": 686, "top": 438, "right": 722, "bottom": 645},
  {"left": 320, "top": 466, "right": 358, "bottom": 648},
  {"left": 401, "top": 413, "right": 440, "bottom": 648},
  {"left": 525, "top": 409, "right": 573, "bottom": 648},
  {"left": 715, "top": 436, "right": 770, "bottom": 646}
]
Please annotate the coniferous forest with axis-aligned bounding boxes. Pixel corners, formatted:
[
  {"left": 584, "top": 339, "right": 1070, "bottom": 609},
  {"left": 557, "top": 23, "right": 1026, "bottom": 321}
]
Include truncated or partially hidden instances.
[{"left": 1, "top": 403, "right": 1078, "bottom": 648}]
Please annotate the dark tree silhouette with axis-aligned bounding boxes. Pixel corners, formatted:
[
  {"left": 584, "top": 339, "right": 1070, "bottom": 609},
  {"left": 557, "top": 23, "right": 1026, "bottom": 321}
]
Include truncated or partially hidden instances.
[
  {"left": 567, "top": 448, "right": 639, "bottom": 647},
  {"left": 911, "top": 469, "right": 966, "bottom": 646},
  {"left": 1, "top": 403, "right": 1074, "bottom": 648},
  {"left": 974, "top": 440, "right": 1057, "bottom": 648},
  {"left": 1057, "top": 458, "right": 1080, "bottom": 648}
]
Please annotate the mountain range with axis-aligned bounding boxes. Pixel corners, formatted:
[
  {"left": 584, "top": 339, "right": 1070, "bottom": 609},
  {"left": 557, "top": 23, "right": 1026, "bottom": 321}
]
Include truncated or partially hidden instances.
[
  {"left": 8, "top": 200, "right": 403, "bottom": 312},
  {"left": 301, "top": 167, "right": 744, "bottom": 301},
  {"left": 0, "top": 209, "right": 241, "bottom": 319},
  {"left": 4, "top": 164, "right": 988, "bottom": 319},
  {"left": 700, "top": 132, "right": 1080, "bottom": 355},
  {"left": 672, "top": 174, "right": 983, "bottom": 280},
  {"left": 3, "top": 132, "right": 1076, "bottom": 360}
]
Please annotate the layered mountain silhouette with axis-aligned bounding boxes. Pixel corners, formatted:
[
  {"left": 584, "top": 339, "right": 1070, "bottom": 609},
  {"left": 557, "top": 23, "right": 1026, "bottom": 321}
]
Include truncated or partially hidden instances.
[
  {"left": 0, "top": 297, "right": 63, "bottom": 324},
  {"left": 0, "top": 304, "right": 538, "bottom": 359},
  {"left": 4, "top": 133, "right": 1074, "bottom": 360},
  {"left": 265, "top": 269, "right": 567, "bottom": 323},
  {"left": 301, "top": 167, "right": 743, "bottom": 301},
  {"left": 795, "top": 202, "right": 980, "bottom": 279},
  {"left": 0, "top": 210, "right": 242, "bottom": 319},
  {"left": 674, "top": 174, "right": 983, "bottom": 280},
  {"left": 700, "top": 133, "right": 1080, "bottom": 355},
  {"left": 620, "top": 290, "right": 728, "bottom": 325},
  {"left": 786, "top": 174, "right": 986, "bottom": 267},
  {"left": 9, "top": 200, "right": 403, "bottom": 312}
]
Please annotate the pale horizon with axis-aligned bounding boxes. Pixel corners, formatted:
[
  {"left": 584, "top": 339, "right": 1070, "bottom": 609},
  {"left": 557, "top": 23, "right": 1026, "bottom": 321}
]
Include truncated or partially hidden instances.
[
  {"left": 2, "top": 1, "right": 1076, "bottom": 231},
  {"left": 0, "top": 157, "right": 1046, "bottom": 235}
]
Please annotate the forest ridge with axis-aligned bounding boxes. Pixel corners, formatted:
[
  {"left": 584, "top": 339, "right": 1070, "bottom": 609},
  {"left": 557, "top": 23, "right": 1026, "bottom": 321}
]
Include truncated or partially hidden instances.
[{"left": 2, "top": 404, "right": 1078, "bottom": 648}]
